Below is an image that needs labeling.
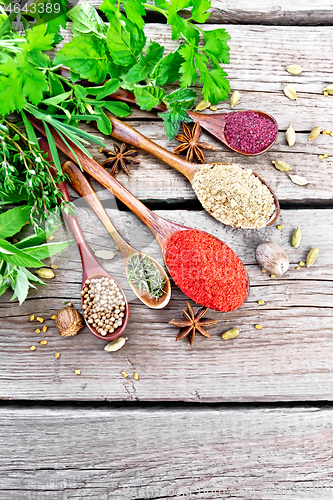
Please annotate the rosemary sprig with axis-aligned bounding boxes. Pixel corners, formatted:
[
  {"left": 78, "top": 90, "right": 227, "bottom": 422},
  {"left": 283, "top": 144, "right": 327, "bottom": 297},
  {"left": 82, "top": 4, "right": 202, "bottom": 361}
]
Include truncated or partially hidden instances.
[{"left": 126, "top": 254, "right": 166, "bottom": 300}]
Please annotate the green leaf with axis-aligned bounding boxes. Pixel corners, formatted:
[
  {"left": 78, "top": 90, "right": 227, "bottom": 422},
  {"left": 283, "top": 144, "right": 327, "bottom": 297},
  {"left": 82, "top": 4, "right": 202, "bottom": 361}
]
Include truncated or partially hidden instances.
[
  {"left": 12, "top": 268, "right": 29, "bottom": 305},
  {"left": 101, "top": 101, "right": 132, "bottom": 117},
  {"left": 125, "top": 41, "right": 164, "bottom": 83},
  {"left": 134, "top": 86, "right": 166, "bottom": 111},
  {"left": 27, "top": 50, "right": 51, "bottom": 68},
  {"left": 106, "top": 16, "right": 146, "bottom": 67},
  {"left": 21, "top": 110, "right": 38, "bottom": 145},
  {"left": 95, "top": 110, "right": 112, "bottom": 135},
  {"left": 0, "top": 281, "right": 9, "bottom": 298},
  {"left": 152, "top": 49, "right": 184, "bottom": 86},
  {"left": 0, "top": 240, "right": 44, "bottom": 268},
  {"left": 48, "top": 72, "right": 65, "bottom": 97},
  {"left": 179, "top": 41, "right": 198, "bottom": 88},
  {"left": 123, "top": 0, "right": 146, "bottom": 28},
  {"left": 25, "top": 24, "right": 55, "bottom": 51},
  {"left": 164, "top": 88, "right": 197, "bottom": 104},
  {"left": 41, "top": 91, "right": 72, "bottom": 106},
  {"left": 54, "top": 35, "right": 110, "bottom": 84},
  {"left": 159, "top": 104, "right": 192, "bottom": 140},
  {"left": 20, "top": 267, "right": 46, "bottom": 286},
  {"left": 0, "top": 206, "right": 31, "bottom": 239},
  {"left": 68, "top": 2, "right": 108, "bottom": 39},
  {"left": 202, "top": 29, "right": 231, "bottom": 65},
  {"left": 24, "top": 240, "right": 73, "bottom": 260},
  {"left": 189, "top": 0, "right": 211, "bottom": 23},
  {"left": 43, "top": 122, "right": 61, "bottom": 173},
  {"left": 200, "top": 68, "right": 230, "bottom": 104},
  {"left": 15, "top": 224, "right": 61, "bottom": 249},
  {"left": 93, "top": 79, "right": 120, "bottom": 100}
]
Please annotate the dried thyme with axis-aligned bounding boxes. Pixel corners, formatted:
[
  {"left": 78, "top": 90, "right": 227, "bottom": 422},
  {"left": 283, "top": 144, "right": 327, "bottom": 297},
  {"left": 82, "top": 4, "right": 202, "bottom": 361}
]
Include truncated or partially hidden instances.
[{"left": 126, "top": 254, "right": 166, "bottom": 300}]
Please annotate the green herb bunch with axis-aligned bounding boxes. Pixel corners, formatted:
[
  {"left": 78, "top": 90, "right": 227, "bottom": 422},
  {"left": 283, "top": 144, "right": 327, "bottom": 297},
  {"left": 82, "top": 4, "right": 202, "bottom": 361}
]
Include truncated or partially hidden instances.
[
  {"left": 54, "top": 0, "right": 231, "bottom": 139},
  {"left": 0, "top": 206, "right": 73, "bottom": 303},
  {"left": 126, "top": 253, "right": 166, "bottom": 300}
]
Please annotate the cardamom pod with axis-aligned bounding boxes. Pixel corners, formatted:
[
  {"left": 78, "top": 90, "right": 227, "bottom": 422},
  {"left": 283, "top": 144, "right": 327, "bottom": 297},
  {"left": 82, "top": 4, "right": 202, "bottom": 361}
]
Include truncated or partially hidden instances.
[
  {"left": 272, "top": 160, "right": 290, "bottom": 172},
  {"left": 286, "top": 65, "right": 304, "bottom": 75},
  {"left": 94, "top": 250, "right": 116, "bottom": 260},
  {"left": 230, "top": 91, "right": 240, "bottom": 109},
  {"left": 104, "top": 337, "right": 128, "bottom": 352},
  {"left": 291, "top": 227, "right": 302, "bottom": 248},
  {"left": 289, "top": 174, "right": 308, "bottom": 186},
  {"left": 323, "top": 84, "right": 333, "bottom": 95},
  {"left": 222, "top": 328, "right": 240, "bottom": 340},
  {"left": 195, "top": 100, "right": 211, "bottom": 111},
  {"left": 284, "top": 85, "right": 297, "bottom": 100},
  {"left": 36, "top": 268, "right": 55, "bottom": 279},
  {"left": 306, "top": 248, "right": 319, "bottom": 268},
  {"left": 308, "top": 126, "right": 321, "bottom": 141},
  {"left": 286, "top": 124, "right": 296, "bottom": 146}
]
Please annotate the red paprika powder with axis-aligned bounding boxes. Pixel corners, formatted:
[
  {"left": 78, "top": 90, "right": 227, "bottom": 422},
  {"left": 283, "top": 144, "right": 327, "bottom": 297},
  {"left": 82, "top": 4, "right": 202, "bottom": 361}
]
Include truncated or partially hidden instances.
[{"left": 165, "top": 229, "right": 249, "bottom": 311}]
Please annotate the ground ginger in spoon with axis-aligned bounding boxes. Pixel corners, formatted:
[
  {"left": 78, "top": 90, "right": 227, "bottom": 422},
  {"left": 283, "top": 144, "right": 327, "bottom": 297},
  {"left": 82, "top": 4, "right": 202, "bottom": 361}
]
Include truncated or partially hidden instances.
[{"left": 192, "top": 163, "right": 275, "bottom": 229}]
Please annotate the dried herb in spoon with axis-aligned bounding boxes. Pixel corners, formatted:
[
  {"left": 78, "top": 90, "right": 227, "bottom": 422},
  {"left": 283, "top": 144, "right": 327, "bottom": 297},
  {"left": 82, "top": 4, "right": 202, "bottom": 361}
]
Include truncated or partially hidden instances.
[{"left": 126, "top": 254, "right": 166, "bottom": 300}]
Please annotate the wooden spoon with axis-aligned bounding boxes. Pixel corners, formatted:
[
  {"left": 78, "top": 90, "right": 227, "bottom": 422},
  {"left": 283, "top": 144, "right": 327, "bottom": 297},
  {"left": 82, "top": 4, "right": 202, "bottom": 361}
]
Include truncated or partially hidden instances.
[
  {"left": 102, "top": 114, "right": 280, "bottom": 228},
  {"left": 30, "top": 117, "right": 250, "bottom": 311},
  {"left": 38, "top": 137, "right": 129, "bottom": 341},
  {"left": 62, "top": 160, "right": 171, "bottom": 309}
]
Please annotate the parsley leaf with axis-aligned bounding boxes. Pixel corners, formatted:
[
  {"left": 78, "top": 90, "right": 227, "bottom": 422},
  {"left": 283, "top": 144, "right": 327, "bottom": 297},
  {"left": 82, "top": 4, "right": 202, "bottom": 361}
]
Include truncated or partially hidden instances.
[
  {"left": 151, "top": 49, "right": 184, "bottom": 86},
  {"left": 25, "top": 23, "right": 55, "bottom": 51},
  {"left": 134, "top": 86, "right": 166, "bottom": 111}
]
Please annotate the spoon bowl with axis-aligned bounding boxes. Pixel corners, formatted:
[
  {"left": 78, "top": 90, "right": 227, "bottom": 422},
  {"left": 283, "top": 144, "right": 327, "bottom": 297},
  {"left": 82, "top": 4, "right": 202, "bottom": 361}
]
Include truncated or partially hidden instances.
[
  {"left": 62, "top": 160, "right": 171, "bottom": 309},
  {"left": 38, "top": 138, "right": 129, "bottom": 341}
]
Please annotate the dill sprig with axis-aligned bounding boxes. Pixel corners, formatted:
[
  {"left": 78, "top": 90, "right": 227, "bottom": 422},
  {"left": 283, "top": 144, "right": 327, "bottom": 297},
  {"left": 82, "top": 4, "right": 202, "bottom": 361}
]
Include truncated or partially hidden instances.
[{"left": 126, "top": 254, "right": 166, "bottom": 300}]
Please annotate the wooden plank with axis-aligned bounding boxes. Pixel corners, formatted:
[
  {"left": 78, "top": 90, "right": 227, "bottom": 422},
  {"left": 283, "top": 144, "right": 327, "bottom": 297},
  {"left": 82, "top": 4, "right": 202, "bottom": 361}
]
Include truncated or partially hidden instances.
[
  {"left": 1, "top": 208, "right": 333, "bottom": 402},
  {"left": 1, "top": 405, "right": 333, "bottom": 499}
]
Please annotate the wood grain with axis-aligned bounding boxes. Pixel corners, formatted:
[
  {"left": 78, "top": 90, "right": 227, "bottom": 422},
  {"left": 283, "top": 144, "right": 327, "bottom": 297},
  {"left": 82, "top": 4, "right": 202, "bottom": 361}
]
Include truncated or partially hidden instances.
[
  {"left": 1, "top": 208, "right": 332, "bottom": 402},
  {"left": 1, "top": 405, "right": 333, "bottom": 499}
]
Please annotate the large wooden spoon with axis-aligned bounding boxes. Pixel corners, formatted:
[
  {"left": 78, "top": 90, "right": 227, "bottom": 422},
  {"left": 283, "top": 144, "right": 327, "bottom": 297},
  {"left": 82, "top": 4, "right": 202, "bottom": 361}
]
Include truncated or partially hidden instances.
[
  {"left": 31, "top": 117, "right": 250, "bottom": 312},
  {"left": 101, "top": 114, "right": 280, "bottom": 228},
  {"left": 38, "top": 137, "right": 129, "bottom": 341},
  {"left": 62, "top": 160, "right": 171, "bottom": 309}
]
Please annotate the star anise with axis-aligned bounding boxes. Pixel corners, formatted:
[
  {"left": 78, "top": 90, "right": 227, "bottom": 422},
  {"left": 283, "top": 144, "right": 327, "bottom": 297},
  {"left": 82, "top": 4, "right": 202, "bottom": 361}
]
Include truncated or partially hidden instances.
[
  {"left": 100, "top": 143, "right": 140, "bottom": 177},
  {"left": 173, "top": 121, "right": 216, "bottom": 163},
  {"left": 169, "top": 302, "right": 217, "bottom": 345}
]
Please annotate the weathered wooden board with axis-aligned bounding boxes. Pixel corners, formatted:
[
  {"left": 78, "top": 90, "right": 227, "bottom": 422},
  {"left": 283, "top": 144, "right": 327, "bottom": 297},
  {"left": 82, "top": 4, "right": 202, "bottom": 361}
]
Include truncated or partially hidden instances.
[
  {"left": 1, "top": 405, "right": 333, "bottom": 499},
  {"left": 1, "top": 208, "right": 332, "bottom": 402}
]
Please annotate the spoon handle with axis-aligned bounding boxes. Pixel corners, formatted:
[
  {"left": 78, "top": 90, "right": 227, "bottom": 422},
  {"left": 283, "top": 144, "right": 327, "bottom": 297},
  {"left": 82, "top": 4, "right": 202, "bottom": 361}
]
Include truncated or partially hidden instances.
[
  {"left": 62, "top": 160, "right": 132, "bottom": 259},
  {"left": 29, "top": 116, "right": 178, "bottom": 249},
  {"left": 104, "top": 114, "right": 198, "bottom": 182},
  {"left": 38, "top": 138, "right": 105, "bottom": 279}
]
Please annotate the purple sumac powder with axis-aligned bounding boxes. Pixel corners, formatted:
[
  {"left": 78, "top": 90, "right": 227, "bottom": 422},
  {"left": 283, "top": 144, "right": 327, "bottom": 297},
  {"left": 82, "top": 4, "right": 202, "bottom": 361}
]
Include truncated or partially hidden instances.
[{"left": 224, "top": 111, "right": 278, "bottom": 154}]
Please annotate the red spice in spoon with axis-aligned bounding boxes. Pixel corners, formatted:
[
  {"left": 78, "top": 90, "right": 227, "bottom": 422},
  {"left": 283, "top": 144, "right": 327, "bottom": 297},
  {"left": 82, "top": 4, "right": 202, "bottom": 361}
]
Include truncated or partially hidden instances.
[
  {"left": 165, "top": 229, "right": 249, "bottom": 311},
  {"left": 224, "top": 111, "right": 278, "bottom": 154}
]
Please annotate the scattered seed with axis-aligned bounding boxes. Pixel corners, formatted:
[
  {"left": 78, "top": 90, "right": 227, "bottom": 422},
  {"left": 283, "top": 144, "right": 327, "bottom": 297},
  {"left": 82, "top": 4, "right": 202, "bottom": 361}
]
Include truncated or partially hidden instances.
[
  {"left": 51, "top": 315, "right": 56, "bottom": 320},
  {"left": 324, "top": 153, "right": 328, "bottom": 158},
  {"left": 30, "top": 315, "right": 35, "bottom": 321},
  {"left": 40, "top": 340, "right": 47, "bottom": 345},
  {"left": 291, "top": 227, "right": 302, "bottom": 248},
  {"left": 222, "top": 328, "right": 240, "bottom": 340},
  {"left": 134, "top": 372, "right": 139, "bottom": 380},
  {"left": 299, "top": 261, "right": 305, "bottom": 266},
  {"left": 104, "top": 337, "right": 127, "bottom": 352},
  {"left": 49, "top": 235, "right": 54, "bottom": 240},
  {"left": 306, "top": 248, "right": 319, "bottom": 268},
  {"left": 36, "top": 317, "right": 44, "bottom": 323},
  {"left": 308, "top": 126, "right": 321, "bottom": 141},
  {"left": 255, "top": 324, "right": 262, "bottom": 330},
  {"left": 272, "top": 160, "right": 290, "bottom": 172},
  {"left": 319, "top": 155, "right": 324, "bottom": 159},
  {"left": 42, "top": 325, "right": 48, "bottom": 332},
  {"left": 284, "top": 85, "right": 297, "bottom": 100},
  {"left": 230, "top": 91, "right": 240, "bottom": 109},
  {"left": 94, "top": 250, "right": 116, "bottom": 260},
  {"left": 210, "top": 105, "right": 217, "bottom": 111},
  {"left": 262, "top": 269, "right": 266, "bottom": 273},
  {"left": 35, "top": 328, "right": 40, "bottom": 334},
  {"left": 323, "top": 84, "right": 333, "bottom": 95},
  {"left": 55, "top": 352, "right": 60, "bottom": 359},
  {"left": 258, "top": 300, "right": 265, "bottom": 305},
  {"left": 325, "top": 130, "right": 331, "bottom": 135},
  {"left": 324, "top": 91, "right": 329, "bottom": 96},
  {"left": 270, "top": 274, "right": 276, "bottom": 278},
  {"left": 195, "top": 100, "right": 211, "bottom": 111},
  {"left": 286, "top": 124, "right": 296, "bottom": 146},
  {"left": 296, "top": 266, "right": 301, "bottom": 270},
  {"left": 286, "top": 64, "right": 304, "bottom": 75},
  {"left": 289, "top": 174, "right": 308, "bottom": 186},
  {"left": 13, "top": 238, "right": 18, "bottom": 243},
  {"left": 81, "top": 383, "right": 87, "bottom": 389},
  {"left": 277, "top": 225, "right": 283, "bottom": 230},
  {"left": 36, "top": 268, "right": 55, "bottom": 279},
  {"left": 121, "top": 371, "right": 128, "bottom": 378},
  {"left": 30, "top": 345, "right": 36, "bottom": 351},
  {"left": 51, "top": 264, "right": 58, "bottom": 269},
  {"left": 75, "top": 369, "right": 81, "bottom": 375}
]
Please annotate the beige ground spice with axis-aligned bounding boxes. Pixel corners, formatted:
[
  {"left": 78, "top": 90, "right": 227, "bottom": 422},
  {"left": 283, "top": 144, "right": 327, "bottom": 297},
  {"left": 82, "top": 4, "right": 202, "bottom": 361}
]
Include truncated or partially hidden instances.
[{"left": 192, "top": 163, "right": 275, "bottom": 229}]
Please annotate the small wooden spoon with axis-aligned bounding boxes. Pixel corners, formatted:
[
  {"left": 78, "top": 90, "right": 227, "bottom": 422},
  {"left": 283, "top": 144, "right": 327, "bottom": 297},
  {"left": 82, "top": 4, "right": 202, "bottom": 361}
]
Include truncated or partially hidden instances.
[
  {"left": 31, "top": 118, "right": 250, "bottom": 311},
  {"left": 102, "top": 114, "right": 280, "bottom": 228},
  {"left": 62, "top": 160, "right": 171, "bottom": 309},
  {"left": 38, "top": 137, "right": 129, "bottom": 341}
]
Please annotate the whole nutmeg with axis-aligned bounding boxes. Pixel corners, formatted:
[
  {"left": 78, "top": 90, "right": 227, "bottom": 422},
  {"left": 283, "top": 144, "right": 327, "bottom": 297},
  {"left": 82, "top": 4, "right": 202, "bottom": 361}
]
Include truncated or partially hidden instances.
[
  {"left": 55, "top": 303, "right": 84, "bottom": 337},
  {"left": 256, "top": 241, "right": 289, "bottom": 276}
]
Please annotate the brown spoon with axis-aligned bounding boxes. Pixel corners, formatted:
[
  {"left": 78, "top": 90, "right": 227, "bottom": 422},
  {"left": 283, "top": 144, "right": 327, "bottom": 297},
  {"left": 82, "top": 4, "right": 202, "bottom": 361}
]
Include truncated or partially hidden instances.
[
  {"left": 31, "top": 117, "right": 250, "bottom": 311},
  {"left": 38, "top": 137, "right": 129, "bottom": 341},
  {"left": 62, "top": 160, "right": 171, "bottom": 309},
  {"left": 101, "top": 114, "right": 280, "bottom": 228}
]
